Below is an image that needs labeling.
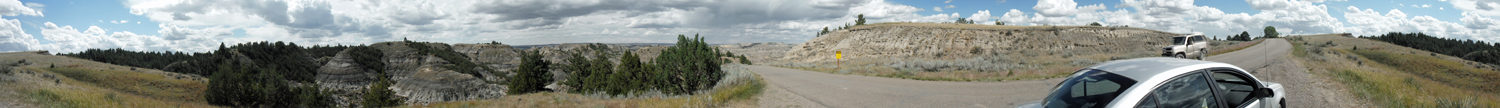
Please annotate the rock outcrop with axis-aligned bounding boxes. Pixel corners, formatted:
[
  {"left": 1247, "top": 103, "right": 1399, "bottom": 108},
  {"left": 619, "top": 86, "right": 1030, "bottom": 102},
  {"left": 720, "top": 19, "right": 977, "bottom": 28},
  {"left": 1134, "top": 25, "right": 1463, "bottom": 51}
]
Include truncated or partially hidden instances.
[
  {"left": 716, "top": 42, "right": 795, "bottom": 63},
  {"left": 316, "top": 41, "right": 507, "bottom": 105}
]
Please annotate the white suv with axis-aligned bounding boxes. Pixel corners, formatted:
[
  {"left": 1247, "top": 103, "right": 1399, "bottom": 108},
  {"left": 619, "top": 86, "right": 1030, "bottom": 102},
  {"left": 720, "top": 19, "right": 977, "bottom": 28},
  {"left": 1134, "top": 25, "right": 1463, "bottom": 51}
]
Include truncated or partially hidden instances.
[
  {"left": 1017, "top": 57, "right": 1285, "bottom": 108},
  {"left": 1162, "top": 33, "right": 1208, "bottom": 60}
]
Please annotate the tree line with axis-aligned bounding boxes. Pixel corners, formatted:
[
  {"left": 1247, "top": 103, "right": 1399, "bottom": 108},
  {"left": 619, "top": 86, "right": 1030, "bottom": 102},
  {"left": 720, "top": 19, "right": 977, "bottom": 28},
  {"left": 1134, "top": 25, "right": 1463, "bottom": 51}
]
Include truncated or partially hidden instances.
[
  {"left": 197, "top": 41, "right": 343, "bottom": 107},
  {"left": 1364, "top": 32, "right": 1500, "bottom": 64},
  {"left": 60, "top": 44, "right": 349, "bottom": 76},
  {"left": 61, "top": 35, "right": 753, "bottom": 106},
  {"left": 510, "top": 34, "right": 751, "bottom": 96}
]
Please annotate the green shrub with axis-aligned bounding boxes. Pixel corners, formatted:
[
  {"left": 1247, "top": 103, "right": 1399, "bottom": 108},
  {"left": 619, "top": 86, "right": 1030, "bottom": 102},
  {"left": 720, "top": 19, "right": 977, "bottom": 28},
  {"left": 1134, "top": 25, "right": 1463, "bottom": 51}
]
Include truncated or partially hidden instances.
[
  {"left": 508, "top": 50, "right": 553, "bottom": 94},
  {"left": 361, "top": 73, "right": 402, "bottom": 108},
  {"left": 561, "top": 46, "right": 615, "bottom": 94},
  {"left": 652, "top": 34, "right": 724, "bottom": 95},
  {"left": 738, "top": 55, "right": 753, "bottom": 65}
]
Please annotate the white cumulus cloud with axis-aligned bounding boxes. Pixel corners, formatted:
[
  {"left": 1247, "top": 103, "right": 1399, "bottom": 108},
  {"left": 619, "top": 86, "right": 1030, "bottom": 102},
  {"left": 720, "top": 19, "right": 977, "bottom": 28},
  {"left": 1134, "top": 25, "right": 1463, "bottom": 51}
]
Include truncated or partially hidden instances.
[{"left": 1033, "top": 0, "right": 1105, "bottom": 17}]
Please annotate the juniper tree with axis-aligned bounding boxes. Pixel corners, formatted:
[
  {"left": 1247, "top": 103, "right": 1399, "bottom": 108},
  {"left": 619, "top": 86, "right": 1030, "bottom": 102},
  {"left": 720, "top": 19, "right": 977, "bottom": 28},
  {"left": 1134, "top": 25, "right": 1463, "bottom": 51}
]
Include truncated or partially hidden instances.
[
  {"left": 855, "top": 14, "right": 866, "bottom": 25},
  {"left": 508, "top": 50, "right": 552, "bottom": 94},
  {"left": 652, "top": 34, "right": 724, "bottom": 95}
]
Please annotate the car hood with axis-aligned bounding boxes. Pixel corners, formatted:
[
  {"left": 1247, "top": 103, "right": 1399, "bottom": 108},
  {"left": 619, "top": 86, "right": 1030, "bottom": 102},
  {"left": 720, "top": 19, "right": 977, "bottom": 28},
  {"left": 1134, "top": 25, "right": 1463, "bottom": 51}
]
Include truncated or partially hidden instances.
[{"left": 1162, "top": 45, "right": 1186, "bottom": 49}]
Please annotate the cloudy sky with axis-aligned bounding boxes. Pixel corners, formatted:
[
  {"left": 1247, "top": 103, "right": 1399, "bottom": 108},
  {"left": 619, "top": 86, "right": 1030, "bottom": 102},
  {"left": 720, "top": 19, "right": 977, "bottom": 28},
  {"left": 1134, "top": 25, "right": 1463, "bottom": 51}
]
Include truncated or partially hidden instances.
[{"left": 0, "top": 0, "right": 1495, "bottom": 54}]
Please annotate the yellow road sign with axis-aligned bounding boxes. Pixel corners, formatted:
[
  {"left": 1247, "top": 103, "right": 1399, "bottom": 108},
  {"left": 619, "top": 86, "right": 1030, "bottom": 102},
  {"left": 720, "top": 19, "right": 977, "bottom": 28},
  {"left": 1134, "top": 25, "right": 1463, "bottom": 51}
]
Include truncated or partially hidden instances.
[{"left": 836, "top": 51, "right": 841, "bottom": 59}]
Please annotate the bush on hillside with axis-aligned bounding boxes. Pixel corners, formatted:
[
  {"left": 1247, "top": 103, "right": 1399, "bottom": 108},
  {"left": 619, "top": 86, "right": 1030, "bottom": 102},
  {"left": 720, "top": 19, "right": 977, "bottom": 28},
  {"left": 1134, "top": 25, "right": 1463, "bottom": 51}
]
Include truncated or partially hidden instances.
[
  {"left": 361, "top": 73, "right": 402, "bottom": 108},
  {"left": 507, "top": 50, "right": 552, "bottom": 94},
  {"left": 652, "top": 34, "right": 725, "bottom": 95}
]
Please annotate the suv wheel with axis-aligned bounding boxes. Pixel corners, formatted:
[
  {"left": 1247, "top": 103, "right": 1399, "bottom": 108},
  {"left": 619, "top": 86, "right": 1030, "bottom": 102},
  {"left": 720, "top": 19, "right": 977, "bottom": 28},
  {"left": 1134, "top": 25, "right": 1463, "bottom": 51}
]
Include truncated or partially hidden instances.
[
  {"left": 1174, "top": 53, "right": 1186, "bottom": 59},
  {"left": 1197, "top": 50, "right": 1206, "bottom": 60}
]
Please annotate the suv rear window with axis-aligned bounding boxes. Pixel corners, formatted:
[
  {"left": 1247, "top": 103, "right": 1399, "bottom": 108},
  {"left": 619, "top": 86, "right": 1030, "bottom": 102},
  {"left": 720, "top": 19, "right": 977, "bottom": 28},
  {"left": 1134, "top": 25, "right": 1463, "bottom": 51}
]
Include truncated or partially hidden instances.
[{"left": 1043, "top": 69, "right": 1139, "bottom": 108}]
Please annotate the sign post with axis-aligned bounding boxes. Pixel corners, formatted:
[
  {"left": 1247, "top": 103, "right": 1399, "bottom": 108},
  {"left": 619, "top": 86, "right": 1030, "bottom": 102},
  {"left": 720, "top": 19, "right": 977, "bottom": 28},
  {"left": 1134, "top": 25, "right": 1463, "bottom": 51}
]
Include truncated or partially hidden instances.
[{"left": 836, "top": 51, "right": 842, "bottom": 69}]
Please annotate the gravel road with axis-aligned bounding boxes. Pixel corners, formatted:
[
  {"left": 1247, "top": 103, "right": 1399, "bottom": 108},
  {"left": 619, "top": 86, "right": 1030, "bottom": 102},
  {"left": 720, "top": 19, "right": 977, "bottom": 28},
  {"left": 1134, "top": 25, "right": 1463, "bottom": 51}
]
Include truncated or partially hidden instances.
[{"left": 754, "top": 39, "right": 1361, "bottom": 108}]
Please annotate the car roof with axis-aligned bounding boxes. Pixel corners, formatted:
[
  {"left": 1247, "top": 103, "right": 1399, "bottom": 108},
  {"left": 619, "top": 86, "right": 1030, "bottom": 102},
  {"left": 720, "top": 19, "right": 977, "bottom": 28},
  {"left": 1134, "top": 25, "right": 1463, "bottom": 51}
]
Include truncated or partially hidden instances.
[
  {"left": 1084, "top": 57, "right": 1241, "bottom": 81},
  {"left": 1172, "top": 33, "right": 1204, "bottom": 37}
]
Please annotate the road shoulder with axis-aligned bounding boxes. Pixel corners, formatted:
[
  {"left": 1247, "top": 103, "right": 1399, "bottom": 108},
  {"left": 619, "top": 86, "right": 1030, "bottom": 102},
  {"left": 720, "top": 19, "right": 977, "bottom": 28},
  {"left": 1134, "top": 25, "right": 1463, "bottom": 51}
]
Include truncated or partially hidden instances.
[
  {"left": 1251, "top": 55, "right": 1376, "bottom": 107},
  {"left": 756, "top": 82, "right": 826, "bottom": 108}
]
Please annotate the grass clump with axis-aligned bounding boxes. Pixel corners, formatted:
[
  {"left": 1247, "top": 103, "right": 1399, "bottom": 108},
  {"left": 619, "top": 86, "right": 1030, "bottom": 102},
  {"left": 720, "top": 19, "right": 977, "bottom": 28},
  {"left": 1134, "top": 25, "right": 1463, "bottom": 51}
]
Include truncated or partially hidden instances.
[{"left": 25, "top": 89, "right": 80, "bottom": 108}]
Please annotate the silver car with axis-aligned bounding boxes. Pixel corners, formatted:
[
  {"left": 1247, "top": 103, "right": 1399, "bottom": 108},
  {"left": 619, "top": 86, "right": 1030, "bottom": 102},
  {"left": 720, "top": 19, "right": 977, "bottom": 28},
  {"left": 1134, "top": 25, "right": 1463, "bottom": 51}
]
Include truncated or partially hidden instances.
[
  {"left": 1163, "top": 33, "right": 1208, "bottom": 60},
  {"left": 1017, "top": 57, "right": 1285, "bottom": 108}
]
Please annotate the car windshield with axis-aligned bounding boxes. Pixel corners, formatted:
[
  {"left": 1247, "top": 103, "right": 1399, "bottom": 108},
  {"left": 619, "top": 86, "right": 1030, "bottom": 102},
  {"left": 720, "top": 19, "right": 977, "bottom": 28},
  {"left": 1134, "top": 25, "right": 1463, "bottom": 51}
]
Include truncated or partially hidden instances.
[
  {"left": 1172, "top": 37, "right": 1187, "bottom": 45},
  {"left": 1042, "top": 69, "right": 1139, "bottom": 108}
]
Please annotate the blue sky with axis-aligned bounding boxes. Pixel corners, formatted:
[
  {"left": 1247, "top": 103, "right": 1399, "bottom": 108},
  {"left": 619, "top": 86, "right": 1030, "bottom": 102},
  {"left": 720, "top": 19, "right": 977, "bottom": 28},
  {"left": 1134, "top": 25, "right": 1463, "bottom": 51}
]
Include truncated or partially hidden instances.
[{"left": 0, "top": 0, "right": 1496, "bottom": 54}]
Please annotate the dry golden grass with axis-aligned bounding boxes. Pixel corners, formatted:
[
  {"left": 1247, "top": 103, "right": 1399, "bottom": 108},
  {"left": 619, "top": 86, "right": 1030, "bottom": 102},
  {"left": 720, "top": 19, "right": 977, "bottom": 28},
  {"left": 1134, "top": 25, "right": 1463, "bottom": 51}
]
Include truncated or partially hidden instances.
[
  {"left": 19, "top": 67, "right": 216, "bottom": 108},
  {"left": 0, "top": 52, "right": 216, "bottom": 108},
  {"left": 408, "top": 73, "right": 766, "bottom": 108},
  {"left": 1289, "top": 35, "right": 1500, "bottom": 107}
]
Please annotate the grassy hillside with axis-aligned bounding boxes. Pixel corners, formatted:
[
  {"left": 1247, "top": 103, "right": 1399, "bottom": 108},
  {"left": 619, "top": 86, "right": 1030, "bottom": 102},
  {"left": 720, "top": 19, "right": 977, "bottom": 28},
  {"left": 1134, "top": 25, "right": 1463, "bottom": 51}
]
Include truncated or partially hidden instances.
[
  {"left": 0, "top": 52, "right": 215, "bottom": 107},
  {"left": 1288, "top": 35, "right": 1500, "bottom": 107},
  {"left": 776, "top": 22, "right": 1274, "bottom": 81}
]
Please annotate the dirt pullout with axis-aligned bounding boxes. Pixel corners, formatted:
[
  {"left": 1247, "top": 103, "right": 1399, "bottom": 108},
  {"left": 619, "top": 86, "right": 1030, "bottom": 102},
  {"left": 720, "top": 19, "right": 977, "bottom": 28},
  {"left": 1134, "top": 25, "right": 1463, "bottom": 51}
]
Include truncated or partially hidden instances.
[
  {"left": 756, "top": 82, "right": 825, "bottom": 108},
  {"left": 1251, "top": 54, "right": 1375, "bottom": 107}
]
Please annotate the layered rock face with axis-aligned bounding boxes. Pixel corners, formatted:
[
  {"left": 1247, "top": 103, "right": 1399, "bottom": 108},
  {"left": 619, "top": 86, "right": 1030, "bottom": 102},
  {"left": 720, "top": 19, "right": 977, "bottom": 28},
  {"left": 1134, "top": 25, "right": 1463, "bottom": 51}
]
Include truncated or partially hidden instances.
[
  {"left": 716, "top": 42, "right": 794, "bottom": 63},
  {"left": 315, "top": 49, "right": 378, "bottom": 91},
  {"left": 316, "top": 41, "right": 506, "bottom": 105},
  {"left": 781, "top": 24, "right": 1178, "bottom": 71}
]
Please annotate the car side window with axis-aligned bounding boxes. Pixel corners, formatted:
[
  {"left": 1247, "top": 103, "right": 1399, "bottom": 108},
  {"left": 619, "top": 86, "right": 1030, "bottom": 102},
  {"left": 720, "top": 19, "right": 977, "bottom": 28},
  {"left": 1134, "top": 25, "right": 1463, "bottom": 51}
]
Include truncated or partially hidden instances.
[
  {"left": 1210, "top": 69, "right": 1259, "bottom": 107},
  {"left": 1136, "top": 95, "right": 1158, "bottom": 108},
  {"left": 1150, "top": 72, "right": 1219, "bottom": 108}
]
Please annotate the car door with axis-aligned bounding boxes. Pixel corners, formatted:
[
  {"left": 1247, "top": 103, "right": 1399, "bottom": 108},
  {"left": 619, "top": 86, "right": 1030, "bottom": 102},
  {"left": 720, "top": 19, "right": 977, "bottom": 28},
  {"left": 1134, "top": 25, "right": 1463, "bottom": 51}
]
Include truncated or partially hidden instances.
[
  {"left": 1191, "top": 36, "right": 1206, "bottom": 55},
  {"left": 1207, "top": 69, "right": 1265, "bottom": 108},
  {"left": 1141, "top": 70, "right": 1223, "bottom": 108}
]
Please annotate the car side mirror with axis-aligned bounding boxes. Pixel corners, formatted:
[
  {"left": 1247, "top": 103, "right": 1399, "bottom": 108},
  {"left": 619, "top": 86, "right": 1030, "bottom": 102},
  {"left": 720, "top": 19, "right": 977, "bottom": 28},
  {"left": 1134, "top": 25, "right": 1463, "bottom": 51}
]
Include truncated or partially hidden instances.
[{"left": 1252, "top": 88, "right": 1274, "bottom": 98}]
